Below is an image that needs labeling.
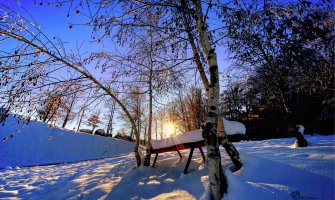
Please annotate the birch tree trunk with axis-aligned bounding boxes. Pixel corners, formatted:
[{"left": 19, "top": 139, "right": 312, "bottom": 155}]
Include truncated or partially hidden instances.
[
  {"left": 77, "top": 108, "right": 85, "bottom": 131},
  {"left": 180, "top": 0, "right": 230, "bottom": 198},
  {"left": 144, "top": 46, "right": 154, "bottom": 166},
  {"left": 143, "top": 76, "right": 153, "bottom": 165}
]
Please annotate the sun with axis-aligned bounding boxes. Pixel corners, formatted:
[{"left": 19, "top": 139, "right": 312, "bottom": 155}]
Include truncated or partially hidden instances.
[{"left": 163, "top": 122, "right": 176, "bottom": 137}]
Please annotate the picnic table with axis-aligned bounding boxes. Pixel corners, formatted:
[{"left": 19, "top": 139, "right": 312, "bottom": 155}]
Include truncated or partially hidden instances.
[{"left": 150, "top": 129, "right": 206, "bottom": 174}]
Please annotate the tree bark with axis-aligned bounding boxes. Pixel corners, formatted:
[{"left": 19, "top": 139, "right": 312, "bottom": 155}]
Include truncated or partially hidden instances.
[
  {"left": 144, "top": 41, "right": 154, "bottom": 166},
  {"left": 62, "top": 94, "right": 76, "bottom": 128},
  {"left": 180, "top": 0, "right": 230, "bottom": 198},
  {"left": 77, "top": 107, "right": 86, "bottom": 131},
  {"left": 106, "top": 102, "right": 115, "bottom": 135}
]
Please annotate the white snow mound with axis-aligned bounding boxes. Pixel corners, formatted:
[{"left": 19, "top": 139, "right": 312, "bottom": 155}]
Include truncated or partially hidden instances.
[{"left": 222, "top": 117, "right": 246, "bottom": 135}]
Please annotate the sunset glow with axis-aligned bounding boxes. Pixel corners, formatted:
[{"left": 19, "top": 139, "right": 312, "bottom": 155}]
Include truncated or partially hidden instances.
[{"left": 163, "top": 122, "right": 176, "bottom": 137}]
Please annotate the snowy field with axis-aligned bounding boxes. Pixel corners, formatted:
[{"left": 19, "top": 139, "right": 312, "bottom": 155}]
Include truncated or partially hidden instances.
[
  {"left": 0, "top": 115, "right": 134, "bottom": 168},
  {"left": 0, "top": 117, "right": 334, "bottom": 199}
]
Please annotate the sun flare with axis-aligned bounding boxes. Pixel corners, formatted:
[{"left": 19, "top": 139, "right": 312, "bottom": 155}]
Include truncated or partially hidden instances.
[{"left": 163, "top": 122, "right": 176, "bottom": 137}]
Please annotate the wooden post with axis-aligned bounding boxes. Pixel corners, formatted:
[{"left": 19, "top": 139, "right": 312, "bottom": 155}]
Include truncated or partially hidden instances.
[
  {"left": 152, "top": 152, "right": 159, "bottom": 167},
  {"left": 177, "top": 150, "right": 182, "bottom": 159},
  {"left": 184, "top": 147, "right": 194, "bottom": 174}
]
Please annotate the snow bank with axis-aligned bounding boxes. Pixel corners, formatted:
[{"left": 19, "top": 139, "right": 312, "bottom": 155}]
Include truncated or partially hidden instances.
[{"left": 0, "top": 115, "right": 134, "bottom": 168}]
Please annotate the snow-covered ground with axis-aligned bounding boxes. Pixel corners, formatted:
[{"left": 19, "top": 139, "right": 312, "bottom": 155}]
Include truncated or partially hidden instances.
[
  {"left": 1, "top": 127, "right": 334, "bottom": 200},
  {"left": 0, "top": 115, "right": 134, "bottom": 168}
]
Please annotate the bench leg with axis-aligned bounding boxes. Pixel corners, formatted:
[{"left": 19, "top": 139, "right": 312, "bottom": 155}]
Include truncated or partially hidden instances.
[
  {"left": 177, "top": 150, "right": 182, "bottom": 160},
  {"left": 152, "top": 152, "right": 158, "bottom": 167},
  {"left": 199, "top": 147, "right": 205, "bottom": 163},
  {"left": 183, "top": 147, "right": 194, "bottom": 174}
]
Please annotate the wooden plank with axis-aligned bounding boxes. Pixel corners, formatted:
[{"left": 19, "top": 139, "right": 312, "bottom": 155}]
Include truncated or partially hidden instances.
[{"left": 152, "top": 140, "right": 205, "bottom": 154}]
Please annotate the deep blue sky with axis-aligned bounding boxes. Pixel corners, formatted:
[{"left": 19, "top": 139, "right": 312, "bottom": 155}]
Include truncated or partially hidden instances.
[{"left": 6, "top": 0, "right": 234, "bottom": 78}]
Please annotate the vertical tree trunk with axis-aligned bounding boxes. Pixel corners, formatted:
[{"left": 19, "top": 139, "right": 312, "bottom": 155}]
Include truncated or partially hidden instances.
[
  {"left": 144, "top": 125, "right": 147, "bottom": 145},
  {"left": 155, "top": 116, "right": 158, "bottom": 140},
  {"left": 62, "top": 94, "right": 76, "bottom": 128},
  {"left": 77, "top": 107, "right": 86, "bottom": 131},
  {"left": 130, "top": 126, "right": 134, "bottom": 140},
  {"left": 160, "top": 121, "right": 163, "bottom": 139},
  {"left": 106, "top": 103, "right": 115, "bottom": 135},
  {"left": 144, "top": 59, "right": 153, "bottom": 166},
  {"left": 180, "top": 0, "right": 232, "bottom": 198}
]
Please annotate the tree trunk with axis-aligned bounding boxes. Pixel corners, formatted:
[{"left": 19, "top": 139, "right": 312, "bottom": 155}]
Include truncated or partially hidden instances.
[
  {"left": 180, "top": 0, "right": 230, "bottom": 198},
  {"left": 62, "top": 94, "right": 76, "bottom": 128},
  {"left": 77, "top": 107, "right": 85, "bottom": 131},
  {"left": 144, "top": 56, "right": 153, "bottom": 166},
  {"left": 43, "top": 107, "right": 51, "bottom": 122},
  {"left": 160, "top": 121, "right": 163, "bottom": 139},
  {"left": 144, "top": 125, "right": 147, "bottom": 145},
  {"left": 106, "top": 103, "right": 115, "bottom": 135},
  {"left": 155, "top": 116, "right": 158, "bottom": 140}
]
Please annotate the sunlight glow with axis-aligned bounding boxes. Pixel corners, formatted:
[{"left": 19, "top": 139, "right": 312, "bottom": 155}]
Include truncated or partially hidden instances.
[{"left": 163, "top": 122, "right": 176, "bottom": 137}]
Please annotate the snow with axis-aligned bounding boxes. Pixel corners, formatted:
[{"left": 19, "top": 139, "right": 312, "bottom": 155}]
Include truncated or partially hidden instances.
[
  {"left": 0, "top": 115, "right": 134, "bottom": 168},
  {"left": 1, "top": 130, "right": 334, "bottom": 199},
  {"left": 151, "top": 118, "right": 246, "bottom": 150},
  {"left": 222, "top": 117, "right": 246, "bottom": 135},
  {"left": 151, "top": 129, "right": 203, "bottom": 149},
  {"left": 0, "top": 116, "right": 333, "bottom": 199},
  {"left": 296, "top": 125, "right": 305, "bottom": 134}
]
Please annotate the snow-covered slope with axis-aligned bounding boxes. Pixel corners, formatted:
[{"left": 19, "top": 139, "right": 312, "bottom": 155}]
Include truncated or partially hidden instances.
[
  {"left": 0, "top": 115, "right": 134, "bottom": 168},
  {"left": 0, "top": 134, "right": 333, "bottom": 199}
]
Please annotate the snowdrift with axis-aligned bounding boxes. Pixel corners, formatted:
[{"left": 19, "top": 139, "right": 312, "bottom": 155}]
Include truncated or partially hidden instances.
[{"left": 0, "top": 115, "right": 134, "bottom": 168}]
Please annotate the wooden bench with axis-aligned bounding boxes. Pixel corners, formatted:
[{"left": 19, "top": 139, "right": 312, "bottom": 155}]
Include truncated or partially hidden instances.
[{"left": 150, "top": 129, "right": 206, "bottom": 174}]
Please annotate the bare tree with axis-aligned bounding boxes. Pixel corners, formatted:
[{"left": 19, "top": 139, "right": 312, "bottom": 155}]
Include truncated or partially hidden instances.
[
  {"left": 105, "top": 100, "right": 116, "bottom": 135},
  {"left": 87, "top": 113, "right": 100, "bottom": 133},
  {"left": 0, "top": 3, "right": 143, "bottom": 166}
]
